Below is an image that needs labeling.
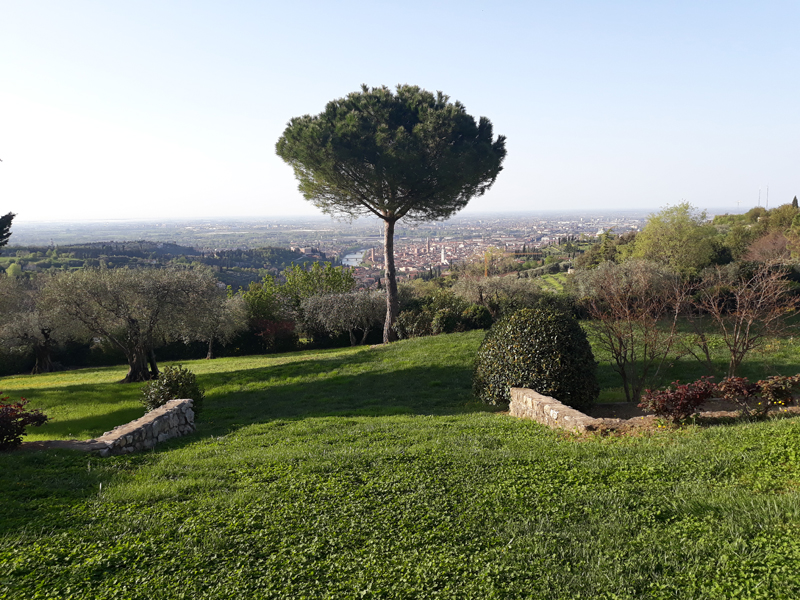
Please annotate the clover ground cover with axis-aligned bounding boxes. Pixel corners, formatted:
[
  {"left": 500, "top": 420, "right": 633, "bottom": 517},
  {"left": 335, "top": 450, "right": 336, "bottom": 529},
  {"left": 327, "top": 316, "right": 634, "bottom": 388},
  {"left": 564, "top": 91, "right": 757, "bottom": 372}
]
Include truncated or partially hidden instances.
[{"left": 2, "top": 331, "right": 800, "bottom": 598}]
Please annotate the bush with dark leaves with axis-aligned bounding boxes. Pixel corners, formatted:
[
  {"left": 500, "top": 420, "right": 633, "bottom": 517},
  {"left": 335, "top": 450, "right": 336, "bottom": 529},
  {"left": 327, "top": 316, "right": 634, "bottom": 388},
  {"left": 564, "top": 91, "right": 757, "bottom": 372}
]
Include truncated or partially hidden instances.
[
  {"left": 0, "top": 394, "right": 48, "bottom": 451},
  {"left": 473, "top": 305, "right": 599, "bottom": 411},
  {"left": 639, "top": 377, "right": 717, "bottom": 423}
]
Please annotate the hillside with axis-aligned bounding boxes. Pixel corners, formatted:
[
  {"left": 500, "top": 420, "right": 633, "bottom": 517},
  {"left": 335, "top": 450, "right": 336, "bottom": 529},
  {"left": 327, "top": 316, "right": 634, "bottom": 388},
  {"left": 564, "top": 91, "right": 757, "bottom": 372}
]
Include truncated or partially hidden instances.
[
  {"left": 2, "top": 332, "right": 800, "bottom": 598},
  {"left": 0, "top": 242, "right": 331, "bottom": 289}
]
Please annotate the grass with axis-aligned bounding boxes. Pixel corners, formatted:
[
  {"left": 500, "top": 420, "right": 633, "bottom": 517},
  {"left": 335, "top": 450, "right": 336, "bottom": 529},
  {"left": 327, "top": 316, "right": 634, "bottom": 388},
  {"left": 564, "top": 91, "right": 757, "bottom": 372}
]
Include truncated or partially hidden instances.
[
  {"left": 2, "top": 331, "right": 800, "bottom": 598},
  {"left": 536, "top": 272, "right": 567, "bottom": 292}
]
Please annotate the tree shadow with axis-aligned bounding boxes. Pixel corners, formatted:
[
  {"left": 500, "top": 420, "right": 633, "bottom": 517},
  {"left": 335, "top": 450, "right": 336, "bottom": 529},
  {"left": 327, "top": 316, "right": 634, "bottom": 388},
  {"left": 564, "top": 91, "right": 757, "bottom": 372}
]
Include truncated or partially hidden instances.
[
  {"left": 194, "top": 362, "right": 494, "bottom": 437},
  {"left": 27, "top": 407, "right": 145, "bottom": 440},
  {"left": 0, "top": 337, "right": 492, "bottom": 535}
]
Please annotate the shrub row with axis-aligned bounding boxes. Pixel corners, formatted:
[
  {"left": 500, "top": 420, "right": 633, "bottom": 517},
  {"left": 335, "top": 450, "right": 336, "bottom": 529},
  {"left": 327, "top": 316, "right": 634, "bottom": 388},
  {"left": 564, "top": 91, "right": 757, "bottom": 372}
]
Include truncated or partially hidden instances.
[{"left": 640, "top": 374, "right": 800, "bottom": 422}]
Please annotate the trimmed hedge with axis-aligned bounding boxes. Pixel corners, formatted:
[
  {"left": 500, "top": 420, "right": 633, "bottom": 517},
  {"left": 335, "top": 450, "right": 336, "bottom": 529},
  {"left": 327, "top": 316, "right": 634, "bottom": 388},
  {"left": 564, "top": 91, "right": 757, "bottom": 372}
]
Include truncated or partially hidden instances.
[{"left": 473, "top": 306, "right": 599, "bottom": 411}]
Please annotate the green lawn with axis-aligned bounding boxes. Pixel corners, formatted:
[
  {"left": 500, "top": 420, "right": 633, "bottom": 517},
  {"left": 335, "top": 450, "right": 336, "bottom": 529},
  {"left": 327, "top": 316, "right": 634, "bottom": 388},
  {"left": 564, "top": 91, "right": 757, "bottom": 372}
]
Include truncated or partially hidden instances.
[
  {"left": 537, "top": 272, "right": 567, "bottom": 292},
  {"left": 2, "top": 331, "right": 800, "bottom": 598}
]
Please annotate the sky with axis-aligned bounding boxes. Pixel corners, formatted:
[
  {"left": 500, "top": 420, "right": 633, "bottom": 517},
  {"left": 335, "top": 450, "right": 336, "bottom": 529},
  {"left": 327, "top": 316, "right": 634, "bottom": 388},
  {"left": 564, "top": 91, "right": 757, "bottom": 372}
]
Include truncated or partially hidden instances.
[{"left": 1, "top": 1, "right": 798, "bottom": 223}]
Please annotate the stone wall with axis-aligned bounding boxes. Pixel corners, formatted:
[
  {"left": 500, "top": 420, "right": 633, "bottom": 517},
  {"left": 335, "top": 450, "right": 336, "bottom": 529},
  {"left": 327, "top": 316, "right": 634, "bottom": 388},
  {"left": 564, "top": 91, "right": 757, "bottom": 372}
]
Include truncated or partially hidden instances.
[
  {"left": 91, "top": 399, "right": 195, "bottom": 457},
  {"left": 509, "top": 388, "right": 612, "bottom": 432}
]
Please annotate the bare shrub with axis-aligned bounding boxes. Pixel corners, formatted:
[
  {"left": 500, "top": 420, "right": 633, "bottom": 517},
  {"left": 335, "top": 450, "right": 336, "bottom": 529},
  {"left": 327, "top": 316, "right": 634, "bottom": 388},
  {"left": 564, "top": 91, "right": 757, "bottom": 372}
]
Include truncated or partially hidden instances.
[
  {"left": 687, "top": 262, "right": 800, "bottom": 378},
  {"left": 572, "top": 260, "right": 685, "bottom": 403}
]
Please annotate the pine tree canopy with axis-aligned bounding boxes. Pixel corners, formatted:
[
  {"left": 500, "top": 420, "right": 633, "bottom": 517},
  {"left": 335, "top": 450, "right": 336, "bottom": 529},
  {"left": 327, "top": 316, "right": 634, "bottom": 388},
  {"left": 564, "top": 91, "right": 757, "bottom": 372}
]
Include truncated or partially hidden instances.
[{"left": 275, "top": 84, "right": 506, "bottom": 223}]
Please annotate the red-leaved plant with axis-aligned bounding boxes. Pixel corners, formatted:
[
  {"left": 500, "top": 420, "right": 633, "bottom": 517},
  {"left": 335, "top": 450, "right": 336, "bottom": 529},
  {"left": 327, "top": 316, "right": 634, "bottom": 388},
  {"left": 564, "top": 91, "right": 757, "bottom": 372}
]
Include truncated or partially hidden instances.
[
  {"left": 0, "top": 394, "right": 49, "bottom": 451},
  {"left": 639, "top": 377, "right": 717, "bottom": 423},
  {"left": 715, "top": 376, "right": 759, "bottom": 416},
  {"left": 641, "top": 374, "right": 800, "bottom": 423}
]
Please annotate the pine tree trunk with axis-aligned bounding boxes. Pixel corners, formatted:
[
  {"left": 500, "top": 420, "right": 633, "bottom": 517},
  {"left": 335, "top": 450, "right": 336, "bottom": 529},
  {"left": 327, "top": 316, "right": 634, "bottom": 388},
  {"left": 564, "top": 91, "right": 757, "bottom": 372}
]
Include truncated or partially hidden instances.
[{"left": 382, "top": 218, "right": 399, "bottom": 343}]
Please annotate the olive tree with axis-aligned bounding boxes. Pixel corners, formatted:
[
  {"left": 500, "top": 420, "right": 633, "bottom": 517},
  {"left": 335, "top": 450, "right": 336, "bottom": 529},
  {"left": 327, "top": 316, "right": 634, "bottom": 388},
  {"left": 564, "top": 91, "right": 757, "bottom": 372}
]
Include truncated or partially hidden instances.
[
  {"left": 180, "top": 291, "right": 248, "bottom": 359},
  {"left": 0, "top": 274, "right": 81, "bottom": 374},
  {"left": 42, "top": 267, "right": 221, "bottom": 383},
  {"left": 276, "top": 85, "right": 506, "bottom": 342},
  {"left": 302, "top": 290, "right": 385, "bottom": 346}
]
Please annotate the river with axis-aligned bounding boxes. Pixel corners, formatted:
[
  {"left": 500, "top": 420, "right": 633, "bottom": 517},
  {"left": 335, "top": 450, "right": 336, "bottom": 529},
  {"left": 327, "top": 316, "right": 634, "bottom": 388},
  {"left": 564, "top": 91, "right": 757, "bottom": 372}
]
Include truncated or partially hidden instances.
[{"left": 342, "top": 249, "right": 370, "bottom": 267}]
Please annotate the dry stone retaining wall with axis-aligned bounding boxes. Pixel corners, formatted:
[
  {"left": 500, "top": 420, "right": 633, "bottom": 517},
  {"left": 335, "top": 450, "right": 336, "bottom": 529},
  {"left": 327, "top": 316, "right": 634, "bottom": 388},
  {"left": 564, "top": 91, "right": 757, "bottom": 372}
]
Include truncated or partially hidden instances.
[
  {"left": 91, "top": 399, "right": 195, "bottom": 457},
  {"left": 510, "top": 388, "right": 616, "bottom": 432}
]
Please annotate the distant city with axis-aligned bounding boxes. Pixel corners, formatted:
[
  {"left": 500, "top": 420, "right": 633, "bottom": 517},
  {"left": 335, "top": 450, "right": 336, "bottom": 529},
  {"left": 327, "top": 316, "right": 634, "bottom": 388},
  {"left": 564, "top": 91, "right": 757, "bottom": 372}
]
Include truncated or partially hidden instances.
[{"left": 7, "top": 207, "right": 753, "bottom": 286}]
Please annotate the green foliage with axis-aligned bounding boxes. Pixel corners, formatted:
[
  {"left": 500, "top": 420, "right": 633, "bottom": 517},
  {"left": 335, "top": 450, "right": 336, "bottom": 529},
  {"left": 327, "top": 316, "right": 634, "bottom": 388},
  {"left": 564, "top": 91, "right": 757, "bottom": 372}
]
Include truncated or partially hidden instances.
[
  {"left": 765, "top": 203, "right": 799, "bottom": 231},
  {"left": 450, "top": 275, "right": 547, "bottom": 320},
  {"left": 140, "top": 365, "right": 204, "bottom": 415},
  {"left": 394, "top": 309, "right": 435, "bottom": 338},
  {"left": 280, "top": 262, "right": 355, "bottom": 308},
  {"left": 473, "top": 306, "right": 599, "bottom": 410},
  {"left": 460, "top": 304, "right": 493, "bottom": 330},
  {"left": 0, "top": 393, "right": 48, "bottom": 450},
  {"left": 240, "top": 274, "right": 284, "bottom": 321},
  {"left": 0, "top": 212, "right": 14, "bottom": 248},
  {"left": 754, "top": 374, "right": 800, "bottom": 415},
  {"left": 4, "top": 262, "right": 21, "bottom": 277},
  {"left": 631, "top": 203, "right": 717, "bottom": 276},
  {"left": 573, "top": 229, "right": 637, "bottom": 269},
  {"left": 276, "top": 84, "right": 507, "bottom": 342},
  {"left": 393, "top": 291, "right": 489, "bottom": 338},
  {"left": 276, "top": 84, "right": 506, "bottom": 223}
]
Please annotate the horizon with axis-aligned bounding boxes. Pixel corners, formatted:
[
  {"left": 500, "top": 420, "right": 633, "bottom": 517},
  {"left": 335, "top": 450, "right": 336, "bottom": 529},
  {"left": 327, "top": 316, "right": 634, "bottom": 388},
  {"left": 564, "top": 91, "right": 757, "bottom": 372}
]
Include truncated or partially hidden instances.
[{"left": 10, "top": 204, "right": 762, "bottom": 226}]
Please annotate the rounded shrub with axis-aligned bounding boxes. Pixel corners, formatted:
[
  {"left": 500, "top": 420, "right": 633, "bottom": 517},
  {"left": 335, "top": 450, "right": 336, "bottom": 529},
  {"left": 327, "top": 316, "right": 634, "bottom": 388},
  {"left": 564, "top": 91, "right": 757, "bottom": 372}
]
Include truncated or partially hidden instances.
[
  {"left": 141, "top": 365, "right": 205, "bottom": 416},
  {"left": 431, "top": 307, "right": 463, "bottom": 335},
  {"left": 461, "top": 304, "right": 493, "bottom": 330},
  {"left": 473, "top": 306, "right": 599, "bottom": 411}
]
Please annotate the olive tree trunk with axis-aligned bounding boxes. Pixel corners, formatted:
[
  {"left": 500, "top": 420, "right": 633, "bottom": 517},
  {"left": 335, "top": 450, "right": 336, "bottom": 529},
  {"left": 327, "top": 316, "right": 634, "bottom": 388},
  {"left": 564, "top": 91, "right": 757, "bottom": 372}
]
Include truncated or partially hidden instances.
[
  {"left": 31, "top": 337, "right": 56, "bottom": 374},
  {"left": 121, "top": 346, "right": 155, "bottom": 383},
  {"left": 382, "top": 218, "right": 399, "bottom": 343}
]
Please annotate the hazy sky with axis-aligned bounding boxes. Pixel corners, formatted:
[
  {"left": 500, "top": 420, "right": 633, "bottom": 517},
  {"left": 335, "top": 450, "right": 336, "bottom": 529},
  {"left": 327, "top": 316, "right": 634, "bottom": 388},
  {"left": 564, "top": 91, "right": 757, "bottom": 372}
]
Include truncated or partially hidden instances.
[{"left": 1, "top": 1, "right": 798, "bottom": 222}]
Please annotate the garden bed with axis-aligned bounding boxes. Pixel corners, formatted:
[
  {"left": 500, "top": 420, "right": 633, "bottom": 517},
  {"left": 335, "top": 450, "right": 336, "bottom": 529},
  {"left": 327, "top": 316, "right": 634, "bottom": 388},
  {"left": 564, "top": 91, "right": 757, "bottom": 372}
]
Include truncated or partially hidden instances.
[{"left": 510, "top": 388, "right": 800, "bottom": 434}]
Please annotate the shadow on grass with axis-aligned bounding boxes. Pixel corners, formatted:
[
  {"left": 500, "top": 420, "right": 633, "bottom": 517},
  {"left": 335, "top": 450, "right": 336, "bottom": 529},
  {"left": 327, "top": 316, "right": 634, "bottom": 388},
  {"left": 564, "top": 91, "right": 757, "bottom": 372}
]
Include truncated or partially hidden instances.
[
  {"left": 27, "top": 407, "right": 146, "bottom": 440},
  {"left": 1, "top": 342, "right": 493, "bottom": 535},
  {"left": 197, "top": 361, "right": 495, "bottom": 437},
  {"left": 0, "top": 448, "right": 106, "bottom": 536}
]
